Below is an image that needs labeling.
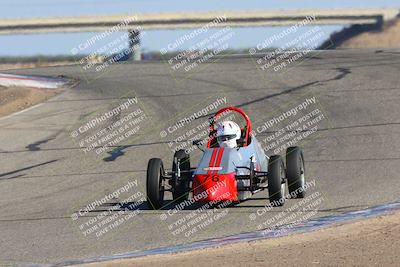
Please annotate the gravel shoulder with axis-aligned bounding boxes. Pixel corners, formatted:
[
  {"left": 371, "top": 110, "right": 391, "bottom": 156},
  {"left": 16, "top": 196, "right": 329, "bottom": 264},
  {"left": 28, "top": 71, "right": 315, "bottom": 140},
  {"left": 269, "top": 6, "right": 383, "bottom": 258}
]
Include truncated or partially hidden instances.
[
  {"left": 0, "top": 86, "right": 61, "bottom": 117},
  {"left": 77, "top": 211, "right": 400, "bottom": 267}
]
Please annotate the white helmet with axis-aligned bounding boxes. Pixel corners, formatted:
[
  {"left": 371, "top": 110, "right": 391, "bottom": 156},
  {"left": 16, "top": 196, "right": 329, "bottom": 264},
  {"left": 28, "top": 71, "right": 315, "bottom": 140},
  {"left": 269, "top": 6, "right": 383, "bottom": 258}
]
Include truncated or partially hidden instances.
[{"left": 216, "top": 120, "right": 241, "bottom": 148}]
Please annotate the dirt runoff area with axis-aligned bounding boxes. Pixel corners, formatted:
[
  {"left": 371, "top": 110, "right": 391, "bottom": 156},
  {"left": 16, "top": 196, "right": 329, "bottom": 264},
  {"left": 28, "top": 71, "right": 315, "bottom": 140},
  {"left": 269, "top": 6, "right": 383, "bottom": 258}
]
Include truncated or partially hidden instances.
[
  {"left": 76, "top": 211, "right": 400, "bottom": 267},
  {"left": 0, "top": 86, "right": 61, "bottom": 117}
]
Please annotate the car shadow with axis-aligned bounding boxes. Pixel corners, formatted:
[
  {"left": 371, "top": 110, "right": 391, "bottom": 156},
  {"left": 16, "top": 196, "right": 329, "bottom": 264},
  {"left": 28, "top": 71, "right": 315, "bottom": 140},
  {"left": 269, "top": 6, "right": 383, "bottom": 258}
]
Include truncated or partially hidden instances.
[
  {"left": 89, "top": 199, "right": 253, "bottom": 212},
  {"left": 89, "top": 199, "right": 371, "bottom": 214},
  {"left": 92, "top": 200, "right": 216, "bottom": 211}
]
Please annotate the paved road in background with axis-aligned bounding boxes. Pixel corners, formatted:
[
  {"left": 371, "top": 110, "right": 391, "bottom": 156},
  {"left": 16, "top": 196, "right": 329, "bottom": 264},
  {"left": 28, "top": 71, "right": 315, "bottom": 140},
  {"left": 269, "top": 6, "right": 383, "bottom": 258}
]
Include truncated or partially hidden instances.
[{"left": 0, "top": 50, "right": 399, "bottom": 266}]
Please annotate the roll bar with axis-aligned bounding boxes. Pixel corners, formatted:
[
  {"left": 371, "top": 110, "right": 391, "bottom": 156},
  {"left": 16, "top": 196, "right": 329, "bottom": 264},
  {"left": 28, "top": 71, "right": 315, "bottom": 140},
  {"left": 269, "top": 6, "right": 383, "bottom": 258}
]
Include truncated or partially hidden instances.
[{"left": 207, "top": 106, "right": 252, "bottom": 148}]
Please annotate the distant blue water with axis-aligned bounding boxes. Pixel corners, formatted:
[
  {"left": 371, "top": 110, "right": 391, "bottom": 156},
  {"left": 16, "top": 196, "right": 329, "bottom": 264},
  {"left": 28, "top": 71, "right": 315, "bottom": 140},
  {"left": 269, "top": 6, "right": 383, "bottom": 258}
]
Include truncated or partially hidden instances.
[
  {"left": 0, "top": 26, "right": 345, "bottom": 56},
  {"left": 1, "top": 0, "right": 397, "bottom": 56}
]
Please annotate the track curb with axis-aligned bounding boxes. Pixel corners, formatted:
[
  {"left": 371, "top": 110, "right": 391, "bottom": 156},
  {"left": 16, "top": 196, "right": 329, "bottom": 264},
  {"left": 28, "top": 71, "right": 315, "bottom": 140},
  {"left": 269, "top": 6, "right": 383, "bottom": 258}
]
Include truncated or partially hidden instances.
[
  {"left": 0, "top": 73, "right": 71, "bottom": 89},
  {"left": 28, "top": 201, "right": 400, "bottom": 267}
]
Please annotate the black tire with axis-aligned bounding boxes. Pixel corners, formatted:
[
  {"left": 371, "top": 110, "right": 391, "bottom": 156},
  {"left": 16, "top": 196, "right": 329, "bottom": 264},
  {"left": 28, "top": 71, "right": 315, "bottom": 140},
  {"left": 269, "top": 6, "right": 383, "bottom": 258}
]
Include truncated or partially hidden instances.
[
  {"left": 286, "top": 146, "right": 305, "bottom": 198},
  {"left": 172, "top": 150, "right": 191, "bottom": 202},
  {"left": 268, "top": 155, "right": 285, "bottom": 206},
  {"left": 146, "top": 158, "right": 165, "bottom": 209}
]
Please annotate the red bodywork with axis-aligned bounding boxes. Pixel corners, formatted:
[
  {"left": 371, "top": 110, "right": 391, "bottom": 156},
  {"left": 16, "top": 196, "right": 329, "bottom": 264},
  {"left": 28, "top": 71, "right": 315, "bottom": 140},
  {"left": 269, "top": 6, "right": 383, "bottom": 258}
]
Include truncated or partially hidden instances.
[
  {"left": 193, "top": 107, "right": 252, "bottom": 202},
  {"left": 193, "top": 172, "right": 238, "bottom": 201}
]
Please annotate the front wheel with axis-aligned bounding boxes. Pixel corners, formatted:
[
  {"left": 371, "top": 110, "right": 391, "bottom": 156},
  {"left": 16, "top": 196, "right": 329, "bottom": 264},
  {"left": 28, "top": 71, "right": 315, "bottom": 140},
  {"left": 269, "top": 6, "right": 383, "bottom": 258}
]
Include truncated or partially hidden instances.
[
  {"left": 268, "top": 155, "right": 286, "bottom": 206},
  {"left": 286, "top": 146, "right": 306, "bottom": 198},
  {"left": 146, "top": 158, "right": 165, "bottom": 209}
]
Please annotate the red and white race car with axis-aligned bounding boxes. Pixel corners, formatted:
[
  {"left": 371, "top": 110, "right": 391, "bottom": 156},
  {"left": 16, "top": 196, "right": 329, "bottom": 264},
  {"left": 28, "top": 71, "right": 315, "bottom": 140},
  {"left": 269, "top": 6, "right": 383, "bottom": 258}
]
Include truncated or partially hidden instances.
[{"left": 146, "top": 106, "right": 306, "bottom": 209}]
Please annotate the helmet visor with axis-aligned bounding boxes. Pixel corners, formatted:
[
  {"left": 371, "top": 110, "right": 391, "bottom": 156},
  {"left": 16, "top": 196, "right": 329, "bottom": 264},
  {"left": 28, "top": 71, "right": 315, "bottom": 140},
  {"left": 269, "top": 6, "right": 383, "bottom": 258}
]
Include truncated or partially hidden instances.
[{"left": 217, "top": 134, "right": 237, "bottom": 142}]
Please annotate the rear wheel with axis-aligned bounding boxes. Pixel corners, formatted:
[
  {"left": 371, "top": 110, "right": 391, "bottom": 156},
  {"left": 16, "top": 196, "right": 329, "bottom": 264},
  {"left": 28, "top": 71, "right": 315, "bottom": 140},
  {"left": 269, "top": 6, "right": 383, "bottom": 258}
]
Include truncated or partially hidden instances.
[
  {"left": 286, "top": 146, "right": 306, "bottom": 198},
  {"left": 268, "top": 155, "right": 286, "bottom": 206},
  {"left": 146, "top": 158, "right": 165, "bottom": 209},
  {"left": 172, "top": 150, "right": 191, "bottom": 202}
]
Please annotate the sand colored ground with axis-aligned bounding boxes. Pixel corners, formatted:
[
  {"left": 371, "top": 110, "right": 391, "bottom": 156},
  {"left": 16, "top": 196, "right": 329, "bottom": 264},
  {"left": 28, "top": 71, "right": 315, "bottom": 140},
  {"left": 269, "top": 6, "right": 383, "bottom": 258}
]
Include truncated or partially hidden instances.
[
  {"left": 340, "top": 18, "right": 400, "bottom": 49},
  {"left": 76, "top": 211, "right": 400, "bottom": 267},
  {"left": 0, "top": 86, "right": 60, "bottom": 117}
]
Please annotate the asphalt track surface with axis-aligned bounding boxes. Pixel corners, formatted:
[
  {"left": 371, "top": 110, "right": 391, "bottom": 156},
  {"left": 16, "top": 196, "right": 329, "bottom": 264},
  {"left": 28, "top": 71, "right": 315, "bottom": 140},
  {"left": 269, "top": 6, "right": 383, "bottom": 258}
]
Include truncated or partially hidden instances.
[{"left": 0, "top": 50, "right": 399, "bottom": 266}]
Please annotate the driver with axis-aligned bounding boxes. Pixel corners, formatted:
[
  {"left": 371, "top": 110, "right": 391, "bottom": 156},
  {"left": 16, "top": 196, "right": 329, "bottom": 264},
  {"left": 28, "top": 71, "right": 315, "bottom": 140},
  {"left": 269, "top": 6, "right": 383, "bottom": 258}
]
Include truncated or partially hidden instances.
[{"left": 216, "top": 120, "right": 241, "bottom": 148}]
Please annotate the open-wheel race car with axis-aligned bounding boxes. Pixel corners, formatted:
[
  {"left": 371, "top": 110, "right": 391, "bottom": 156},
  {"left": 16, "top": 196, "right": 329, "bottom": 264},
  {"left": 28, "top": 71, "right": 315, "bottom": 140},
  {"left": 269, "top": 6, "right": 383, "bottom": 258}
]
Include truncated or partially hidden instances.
[{"left": 146, "top": 106, "right": 306, "bottom": 209}]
